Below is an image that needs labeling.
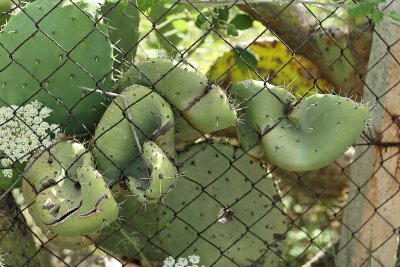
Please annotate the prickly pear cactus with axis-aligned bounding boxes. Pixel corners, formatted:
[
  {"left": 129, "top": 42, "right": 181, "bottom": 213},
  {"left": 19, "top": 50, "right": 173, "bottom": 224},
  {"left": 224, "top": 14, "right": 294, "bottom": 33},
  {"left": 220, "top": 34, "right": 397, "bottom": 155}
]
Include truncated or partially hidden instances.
[
  {"left": 117, "top": 58, "right": 237, "bottom": 142},
  {"left": 97, "top": 141, "right": 288, "bottom": 267},
  {"left": 22, "top": 141, "right": 118, "bottom": 247},
  {"left": 0, "top": 0, "right": 113, "bottom": 134},
  {"left": 0, "top": 191, "right": 41, "bottom": 267},
  {"left": 93, "top": 84, "right": 178, "bottom": 202},
  {"left": 231, "top": 80, "right": 370, "bottom": 171},
  {"left": 101, "top": 0, "right": 140, "bottom": 68}
]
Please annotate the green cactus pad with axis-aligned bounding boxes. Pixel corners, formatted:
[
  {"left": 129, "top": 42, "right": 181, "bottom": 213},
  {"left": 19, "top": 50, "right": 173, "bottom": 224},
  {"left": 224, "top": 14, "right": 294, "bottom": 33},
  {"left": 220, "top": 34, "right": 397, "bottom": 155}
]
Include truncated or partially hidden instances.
[
  {"left": 93, "top": 84, "right": 178, "bottom": 201},
  {"left": 22, "top": 141, "right": 118, "bottom": 237},
  {"left": 231, "top": 80, "right": 370, "bottom": 171},
  {"left": 98, "top": 141, "right": 288, "bottom": 266},
  {"left": 101, "top": 0, "right": 140, "bottom": 68},
  {"left": 127, "top": 141, "right": 178, "bottom": 203},
  {"left": 236, "top": 112, "right": 265, "bottom": 158},
  {"left": 117, "top": 58, "right": 237, "bottom": 134},
  {"left": 0, "top": 0, "right": 113, "bottom": 134}
]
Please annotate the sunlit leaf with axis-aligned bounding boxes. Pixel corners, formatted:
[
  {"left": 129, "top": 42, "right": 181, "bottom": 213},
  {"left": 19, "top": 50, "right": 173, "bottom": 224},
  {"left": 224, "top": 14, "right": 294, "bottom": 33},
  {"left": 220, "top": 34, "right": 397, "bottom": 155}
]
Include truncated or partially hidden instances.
[
  {"left": 227, "top": 23, "right": 238, "bottom": 36},
  {"left": 229, "top": 14, "right": 253, "bottom": 30}
]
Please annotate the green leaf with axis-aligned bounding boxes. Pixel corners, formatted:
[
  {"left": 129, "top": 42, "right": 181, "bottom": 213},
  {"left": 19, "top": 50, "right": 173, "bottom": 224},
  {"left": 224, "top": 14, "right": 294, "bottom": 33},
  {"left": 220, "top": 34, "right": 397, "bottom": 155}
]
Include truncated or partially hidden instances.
[
  {"left": 348, "top": 2, "right": 374, "bottom": 17},
  {"left": 227, "top": 23, "right": 239, "bottom": 36},
  {"left": 371, "top": 7, "right": 383, "bottom": 24},
  {"left": 229, "top": 14, "right": 253, "bottom": 30},
  {"left": 390, "top": 10, "right": 400, "bottom": 22},
  {"left": 195, "top": 12, "right": 209, "bottom": 28},
  {"left": 217, "top": 7, "right": 230, "bottom": 22},
  {"left": 137, "top": 0, "right": 154, "bottom": 12},
  {"left": 234, "top": 45, "right": 259, "bottom": 71}
]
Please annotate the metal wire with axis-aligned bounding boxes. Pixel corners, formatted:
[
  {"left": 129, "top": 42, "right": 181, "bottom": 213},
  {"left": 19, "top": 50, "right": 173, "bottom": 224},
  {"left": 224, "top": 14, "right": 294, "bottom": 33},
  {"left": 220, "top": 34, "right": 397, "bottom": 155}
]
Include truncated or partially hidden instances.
[{"left": 0, "top": 0, "right": 398, "bottom": 267}]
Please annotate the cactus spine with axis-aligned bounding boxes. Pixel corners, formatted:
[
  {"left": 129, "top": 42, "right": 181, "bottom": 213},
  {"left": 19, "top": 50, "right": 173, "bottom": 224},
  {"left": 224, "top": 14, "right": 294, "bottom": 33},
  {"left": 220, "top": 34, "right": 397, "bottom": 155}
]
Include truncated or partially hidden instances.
[{"left": 101, "top": 0, "right": 140, "bottom": 69}]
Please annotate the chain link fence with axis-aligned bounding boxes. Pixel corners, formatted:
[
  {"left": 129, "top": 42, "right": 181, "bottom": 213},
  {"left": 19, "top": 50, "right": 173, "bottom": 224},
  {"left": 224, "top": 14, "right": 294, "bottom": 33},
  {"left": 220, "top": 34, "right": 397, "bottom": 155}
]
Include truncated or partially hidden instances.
[{"left": 0, "top": 0, "right": 399, "bottom": 266}]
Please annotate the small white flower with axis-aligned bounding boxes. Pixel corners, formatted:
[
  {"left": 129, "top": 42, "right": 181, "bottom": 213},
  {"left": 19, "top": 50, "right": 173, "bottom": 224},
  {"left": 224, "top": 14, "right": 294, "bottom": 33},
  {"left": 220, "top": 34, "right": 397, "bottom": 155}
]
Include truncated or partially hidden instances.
[
  {"left": 0, "top": 158, "right": 12, "bottom": 167},
  {"left": 188, "top": 255, "right": 200, "bottom": 264},
  {"left": 32, "top": 116, "right": 43, "bottom": 124},
  {"left": 163, "top": 255, "right": 204, "bottom": 267},
  {"left": 0, "top": 101, "right": 59, "bottom": 178},
  {"left": 163, "top": 256, "right": 175, "bottom": 267},
  {"left": 39, "top": 107, "right": 52, "bottom": 118},
  {"left": 175, "top": 258, "right": 188, "bottom": 267},
  {"left": 2, "top": 169, "right": 13, "bottom": 178}
]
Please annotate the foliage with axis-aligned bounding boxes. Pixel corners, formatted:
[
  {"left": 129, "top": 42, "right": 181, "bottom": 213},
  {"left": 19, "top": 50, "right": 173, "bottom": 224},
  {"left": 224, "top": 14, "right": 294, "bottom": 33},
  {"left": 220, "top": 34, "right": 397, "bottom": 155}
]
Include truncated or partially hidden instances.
[
  {"left": 345, "top": 0, "right": 400, "bottom": 24},
  {"left": 208, "top": 40, "right": 333, "bottom": 97},
  {"left": 195, "top": 6, "right": 254, "bottom": 36},
  {"left": 282, "top": 196, "right": 340, "bottom": 266},
  {"left": 0, "top": 0, "right": 383, "bottom": 266}
]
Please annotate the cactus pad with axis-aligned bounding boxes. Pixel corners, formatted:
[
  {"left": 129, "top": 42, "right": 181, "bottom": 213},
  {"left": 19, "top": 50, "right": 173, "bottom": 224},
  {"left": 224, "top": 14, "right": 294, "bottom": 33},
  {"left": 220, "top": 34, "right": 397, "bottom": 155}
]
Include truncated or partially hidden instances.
[
  {"left": 22, "top": 141, "right": 118, "bottom": 239},
  {"left": 101, "top": 0, "right": 140, "bottom": 68},
  {"left": 98, "top": 141, "right": 288, "bottom": 266},
  {"left": 231, "top": 80, "right": 370, "bottom": 171},
  {"left": 93, "top": 84, "right": 178, "bottom": 202},
  {"left": 117, "top": 58, "right": 237, "bottom": 135},
  {"left": 0, "top": 0, "right": 113, "bottom": 134}
]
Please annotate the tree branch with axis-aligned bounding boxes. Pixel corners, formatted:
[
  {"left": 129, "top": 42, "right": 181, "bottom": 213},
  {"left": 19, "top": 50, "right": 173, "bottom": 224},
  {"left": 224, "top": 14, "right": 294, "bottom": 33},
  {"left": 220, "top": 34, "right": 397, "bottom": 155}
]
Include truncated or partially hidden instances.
[{"left": 239, "top": 2, "right": 373, "bottom": 97}]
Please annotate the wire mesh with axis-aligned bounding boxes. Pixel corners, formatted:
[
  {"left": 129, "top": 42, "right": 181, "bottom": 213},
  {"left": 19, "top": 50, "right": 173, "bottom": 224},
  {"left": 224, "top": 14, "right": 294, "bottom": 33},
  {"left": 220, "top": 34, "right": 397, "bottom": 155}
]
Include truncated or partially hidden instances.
[{"left": 0, "top": 0, "right": 398, "bottom": 267}]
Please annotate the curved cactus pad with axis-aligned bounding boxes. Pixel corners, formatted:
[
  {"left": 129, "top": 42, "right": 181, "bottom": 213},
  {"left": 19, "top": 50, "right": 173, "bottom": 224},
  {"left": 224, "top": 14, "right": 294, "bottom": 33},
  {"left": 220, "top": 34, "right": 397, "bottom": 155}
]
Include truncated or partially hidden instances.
[
  {"left": 22, "top": 141, "right": 118, "bottom": 237},
  {"left": 98, "top": 141, "right": 288, "bottom": 266},
  {"left": 0, "top": 0, "right": 113, "bottom": 134},
  {"left": 127, "top": 141, "right": 178, "bottom": 203},
  {"left": 93, "top": 84, "right": 178, "bottom": 202},
  {"left": 117, "top": 58, "right": 237, "bottom": 134},
  {"left": 231, "top": 80, "right": 370, "bottom": 171}
]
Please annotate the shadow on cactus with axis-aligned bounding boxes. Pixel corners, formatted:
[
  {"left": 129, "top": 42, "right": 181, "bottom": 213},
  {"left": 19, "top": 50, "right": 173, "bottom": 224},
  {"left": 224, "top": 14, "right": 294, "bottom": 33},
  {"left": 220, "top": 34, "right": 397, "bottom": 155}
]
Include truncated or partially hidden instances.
[{"left": 97, "top": 140, "right": 289, "bottom": 267}]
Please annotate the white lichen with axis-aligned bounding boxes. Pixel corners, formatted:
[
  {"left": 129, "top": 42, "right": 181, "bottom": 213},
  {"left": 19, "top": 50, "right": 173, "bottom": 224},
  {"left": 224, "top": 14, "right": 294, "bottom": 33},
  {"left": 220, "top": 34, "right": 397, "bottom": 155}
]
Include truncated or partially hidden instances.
[{"left": 0, "top": 101, "right": 60, "bottom": 178}]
